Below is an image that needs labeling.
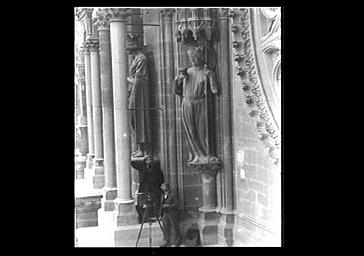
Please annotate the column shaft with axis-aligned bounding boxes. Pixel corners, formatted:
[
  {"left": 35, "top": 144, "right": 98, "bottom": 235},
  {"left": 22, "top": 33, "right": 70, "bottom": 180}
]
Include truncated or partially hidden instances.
[
  {"left": 99, "top": 28, "right": 117, "bottom": 189},
  {"left": 110, "top": 19, "right": 132, "bottom": 201},
  {"left": 219, "top": 9, "right": 234, "bottom": 212},
  {"left": 162, "top": 9, "right": 178, "bottom": 197},
  {"left": 84, "top": 51, "right": 95, "bottom": 156},
  {"left": 90, "top": 46, "right": 104, "bottom": 160}
]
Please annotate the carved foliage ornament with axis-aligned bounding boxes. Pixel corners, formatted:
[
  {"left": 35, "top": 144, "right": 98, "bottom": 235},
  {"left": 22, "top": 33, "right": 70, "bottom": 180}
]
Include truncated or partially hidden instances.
[
  {"left": 75, "top": 8, "right": 93, "bottom": 20},
  {"left": 190, "top": 160, "right": 221, "bottom": 178},
  {"left": 231, "top": 8, "right": 280, "bottom": 165},
  {"left": 94, "top": 9, "right": 111, "bottom": 29},
  {"left": 105, "top": 8, "right": 131, "bottom": 20}
]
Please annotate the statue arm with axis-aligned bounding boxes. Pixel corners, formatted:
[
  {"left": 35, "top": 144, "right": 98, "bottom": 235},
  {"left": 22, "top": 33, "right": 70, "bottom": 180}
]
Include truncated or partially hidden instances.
[
  {"left": 207, "top": 70, "right": 218, "bottom": 94},
  {"left": 134, "top": 58, "right": 147, "bottom": 89},
  {"left": 174, "top": 76, "right": 183, "bottom": 96}
]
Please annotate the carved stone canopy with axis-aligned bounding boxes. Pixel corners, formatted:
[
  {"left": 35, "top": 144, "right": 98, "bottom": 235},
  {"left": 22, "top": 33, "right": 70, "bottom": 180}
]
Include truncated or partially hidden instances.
[{"left": 176, "top": 8, "right": 218, "bottom": 46}]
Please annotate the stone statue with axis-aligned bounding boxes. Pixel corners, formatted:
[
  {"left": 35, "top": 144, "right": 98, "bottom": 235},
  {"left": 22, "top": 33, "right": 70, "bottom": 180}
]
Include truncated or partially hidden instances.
[
  {"left": 174, "top": 45, "right": 219, "bottom": 164},
  {"left": 126, "top": 34, "right": 150, "bottom": 157}
]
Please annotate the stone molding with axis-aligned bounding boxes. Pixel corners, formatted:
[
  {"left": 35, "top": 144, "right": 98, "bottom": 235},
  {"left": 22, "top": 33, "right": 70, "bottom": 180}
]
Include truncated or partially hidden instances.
[
  {"left": 260, "top": 8, "right": 281, "bottom": 91},
  {"left": 234, "top": 210, "right": 275, "bottom": 235},
  {"left": 231, "top": 8, "right": 280, "bottom": 165},
  {"left": 105, "top": 8, "right": 131, "bottom": 21}
]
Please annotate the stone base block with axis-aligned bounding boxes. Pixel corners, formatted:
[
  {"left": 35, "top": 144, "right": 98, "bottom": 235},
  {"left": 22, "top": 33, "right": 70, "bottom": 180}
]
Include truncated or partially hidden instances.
[
  {"left": 198, "top": 211, "right": 219, "bottom": 245},
  {"left": 75, "top": 160, "right": 86, "bottom": 179},
  {"left": 114, "top": 199, "right": 138, "bottom": 226},
  {"left": 76, "top": 211, "right": 98, "bottom": 228},
  {"left": 218, "top": 213, "right": 235, "bottom": 246},
  {"left": 75, "top": 195, "right": 102, "bottom": 228},
  {"left": 101, "top": 188, "right": 117, "bottom": 211},
  {"left": 93, "top": 174, "right": 105, "bottom": 189}
]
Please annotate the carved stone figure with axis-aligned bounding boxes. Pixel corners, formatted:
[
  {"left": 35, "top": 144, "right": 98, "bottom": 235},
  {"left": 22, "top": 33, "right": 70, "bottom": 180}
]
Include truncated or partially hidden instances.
[
  {"left": 126, "top": 34, "right": 150, "bottom": 157},
  {"left": 174, "top": 45, "right": 218, "bottom": 164}
]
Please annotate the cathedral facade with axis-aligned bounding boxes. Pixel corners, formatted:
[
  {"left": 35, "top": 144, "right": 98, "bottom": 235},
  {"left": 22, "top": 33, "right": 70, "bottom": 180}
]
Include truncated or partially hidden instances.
[{"left": 74, "top": 7, "right": 281, "bottom": 247}]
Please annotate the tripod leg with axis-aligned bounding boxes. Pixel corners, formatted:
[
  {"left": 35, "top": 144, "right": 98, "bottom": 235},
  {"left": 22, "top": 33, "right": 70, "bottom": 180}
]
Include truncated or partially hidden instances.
[
  {"left": 135, "top": 207, "right": 148, "bottom": 247},
  {"left": 157, "top": 217, "right": 167, "bottom": 241},
  {"left": 149, "top": 222, "right": 152, "bottom": 247}
]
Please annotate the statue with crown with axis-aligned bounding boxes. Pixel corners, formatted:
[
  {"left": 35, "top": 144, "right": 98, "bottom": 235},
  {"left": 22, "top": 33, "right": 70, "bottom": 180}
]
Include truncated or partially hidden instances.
[
  {"left": 126, "top": 34, "right": 150, "bottom": 158},
  {"left": 174, "top": 24, "right": 220, "bottom": 167}
]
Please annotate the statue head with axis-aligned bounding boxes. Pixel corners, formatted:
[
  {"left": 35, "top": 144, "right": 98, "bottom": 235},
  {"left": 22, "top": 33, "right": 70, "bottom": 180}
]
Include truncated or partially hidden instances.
[
  {"left": 187, "top": 45, "right": 206, "bottom": 67},
  {"left": 126, "top": 34, "right": 141, "bottom": 54}
]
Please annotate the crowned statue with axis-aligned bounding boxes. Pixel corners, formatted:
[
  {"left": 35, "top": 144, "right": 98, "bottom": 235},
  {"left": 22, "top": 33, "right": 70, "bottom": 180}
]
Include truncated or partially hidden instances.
[{"left": 174, "top": 44, "right": 219, "bottom": 165}]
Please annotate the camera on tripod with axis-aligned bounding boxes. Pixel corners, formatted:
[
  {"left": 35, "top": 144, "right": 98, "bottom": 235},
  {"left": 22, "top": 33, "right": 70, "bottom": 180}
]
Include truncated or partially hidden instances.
[
  {"left": 136, "top": 192, "right": 161, "bottom": 223},
  {"left": 138, "top": 192, "right": 154, "bottom": 208}
]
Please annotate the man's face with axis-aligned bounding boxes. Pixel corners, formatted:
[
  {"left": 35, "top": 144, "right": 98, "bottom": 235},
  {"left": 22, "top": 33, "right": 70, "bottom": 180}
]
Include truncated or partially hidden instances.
[{"left": 145, "top": 157, "right": 153, "bottom": 165}]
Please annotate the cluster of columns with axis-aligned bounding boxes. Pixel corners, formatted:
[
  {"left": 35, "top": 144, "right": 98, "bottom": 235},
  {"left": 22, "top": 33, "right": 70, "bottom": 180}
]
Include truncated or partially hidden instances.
[{"left": 76, "top": 7, "right": 138, "bottom": 225}]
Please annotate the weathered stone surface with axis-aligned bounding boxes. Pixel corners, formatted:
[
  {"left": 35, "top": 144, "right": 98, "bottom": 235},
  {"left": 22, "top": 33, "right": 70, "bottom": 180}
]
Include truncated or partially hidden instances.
[
  {"left": 183, "top": 185, "right": 202, "bottom": 208},
  {"left": 75, "top": 195, "right": 102, "bottom": 228}
]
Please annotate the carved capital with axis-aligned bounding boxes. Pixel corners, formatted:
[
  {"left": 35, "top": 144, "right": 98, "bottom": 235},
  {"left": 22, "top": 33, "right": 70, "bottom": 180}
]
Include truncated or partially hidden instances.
[
  {"left": 188, "top": 159, "right": 221, "bottom": 177},
  {"left": 75, "top": 8, "right": 93, "bottom": 20},
  {"left": 94, "top": 9, "right": 110, "bottom": 30},
  {"left": 160, "top": 8, "right": 175, "bottom": 20},
  {"left": 105, "top": 8, "right": 131, "bottom": 21},
  {"left": 217, "top": 8, "right": 230, "bottom": 18}
]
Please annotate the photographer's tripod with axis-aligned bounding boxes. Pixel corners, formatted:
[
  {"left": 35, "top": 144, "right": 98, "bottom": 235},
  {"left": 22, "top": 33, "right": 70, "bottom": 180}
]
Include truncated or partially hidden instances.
[{"left": 135, "top": 205, "right": 167, "bottom": 247}]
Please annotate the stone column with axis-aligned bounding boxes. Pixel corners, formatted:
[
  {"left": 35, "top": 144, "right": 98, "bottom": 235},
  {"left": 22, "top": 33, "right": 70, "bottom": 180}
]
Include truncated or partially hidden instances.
[
  {"left": 88, "top": 38, "right": 105, "bottom": 189},
  {"left": 95, "top": 9, "right": 117, "bottom": 210},
  {"left": 82, "top": 9, "right": 95, "bottom": 171},
  {"left": 217, "top": 8, "right": 235, "bottom": 246},
  {"left": 161, "top": 8, "right": 179, "bottom": 197},
  {"left": 83, "top": 45, "right": 95, "bottom": 170},
  {"left": 75, "top": 62, "right": 88, "bottom": 179},
  {"left": 107, "top": 8, "right": 138, "bottom": 227}
]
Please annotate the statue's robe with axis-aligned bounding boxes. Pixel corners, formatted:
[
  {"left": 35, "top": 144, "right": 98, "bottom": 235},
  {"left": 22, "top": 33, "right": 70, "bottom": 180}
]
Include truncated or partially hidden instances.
[
  {"left": 175, "top": 67, "right": 218, "bottom": 163},
  {"left": 128, "top": 52, "right": 150, "bottom": 146}
]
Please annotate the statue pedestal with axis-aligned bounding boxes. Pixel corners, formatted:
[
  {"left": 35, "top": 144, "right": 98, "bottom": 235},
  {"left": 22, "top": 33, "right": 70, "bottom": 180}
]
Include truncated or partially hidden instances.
[
  {"left": 101, "top": 187, "right": 117, "bottom": 211},
  {"left": 188, "top": 159, "right": 221, "bottom": 210},
  {"left": 188, "top": 159, "right": 221, "bottom": 246}
]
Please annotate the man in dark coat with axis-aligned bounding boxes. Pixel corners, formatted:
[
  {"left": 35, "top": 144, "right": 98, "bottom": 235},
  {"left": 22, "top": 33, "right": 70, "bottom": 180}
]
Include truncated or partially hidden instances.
[
  {"left": 160, "top": 183, "right": 180, "bottom": 247},
  {"left": 131, "top": 155, "right": 164, "bottom": 222}
]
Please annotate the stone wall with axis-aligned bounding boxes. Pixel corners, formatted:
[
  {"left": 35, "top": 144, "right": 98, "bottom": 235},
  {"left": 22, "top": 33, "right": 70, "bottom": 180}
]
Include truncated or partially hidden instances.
[{"left": 231, "top": 46, "right": 281, "bottom": 246}]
